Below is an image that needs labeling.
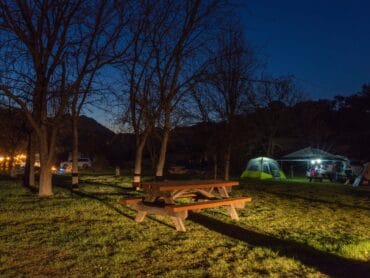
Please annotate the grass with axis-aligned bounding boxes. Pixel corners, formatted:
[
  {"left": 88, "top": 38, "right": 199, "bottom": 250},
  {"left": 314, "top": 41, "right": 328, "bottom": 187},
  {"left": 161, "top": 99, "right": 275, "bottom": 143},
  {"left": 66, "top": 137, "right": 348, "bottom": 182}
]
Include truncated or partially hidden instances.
[{"left": 0, "top": 174, "right": 369, "bottom": 277}]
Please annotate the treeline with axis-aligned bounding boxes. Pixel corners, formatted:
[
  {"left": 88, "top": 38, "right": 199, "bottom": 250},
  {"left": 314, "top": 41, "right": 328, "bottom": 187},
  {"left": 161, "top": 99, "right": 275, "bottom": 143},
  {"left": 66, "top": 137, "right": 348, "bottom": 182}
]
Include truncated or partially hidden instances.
[
  {"left": 129, "top": 83, "right": 369, "bottom": 177},
  {"left": 1, "top": 84, "right": 369, "bottom": 178},
  {"left": 107, "top": 83, "right": 370, "bottom": 177}
]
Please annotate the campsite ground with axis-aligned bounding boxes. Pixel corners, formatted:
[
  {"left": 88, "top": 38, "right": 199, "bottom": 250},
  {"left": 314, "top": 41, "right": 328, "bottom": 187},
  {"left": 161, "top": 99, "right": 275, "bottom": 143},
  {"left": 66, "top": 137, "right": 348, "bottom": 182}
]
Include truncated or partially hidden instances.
[{"left": 1, "top": 174, "right": 370, "bottom": 277}]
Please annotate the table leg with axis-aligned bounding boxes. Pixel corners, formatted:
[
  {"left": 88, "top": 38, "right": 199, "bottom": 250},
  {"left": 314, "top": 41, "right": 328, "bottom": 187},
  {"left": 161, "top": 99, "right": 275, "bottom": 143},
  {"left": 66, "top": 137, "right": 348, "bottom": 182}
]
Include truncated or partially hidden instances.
[
  {"left": 197, "top": 189, "right": 216, "bottom": 199},
  {"left": 217, "top": 186, "right": 229, "bottom": 198},
  {"left": 135, "top": 211, "right": 147, "bottom": 222},
  {"left": 163, "top": 196, "right": 176, "bottom": 205},
  {"left": 218, "top": 186, "right": 239, "bottom": 220},
  {"left": 227, "top": 205, "right": 239, "bottom": 220},
  {"left": 171, "top": 217, "right": 186, "bottom": 232}
]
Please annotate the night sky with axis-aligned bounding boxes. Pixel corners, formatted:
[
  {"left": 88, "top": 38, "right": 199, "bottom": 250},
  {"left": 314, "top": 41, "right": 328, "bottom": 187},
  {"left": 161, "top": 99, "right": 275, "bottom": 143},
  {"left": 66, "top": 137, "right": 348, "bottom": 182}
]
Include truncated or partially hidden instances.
[
  {"left": 242, "top": 0, "right": 370, "bottom": 99},
  {"left": 93, "top": 1, "right": 370, "bottom": 128}
]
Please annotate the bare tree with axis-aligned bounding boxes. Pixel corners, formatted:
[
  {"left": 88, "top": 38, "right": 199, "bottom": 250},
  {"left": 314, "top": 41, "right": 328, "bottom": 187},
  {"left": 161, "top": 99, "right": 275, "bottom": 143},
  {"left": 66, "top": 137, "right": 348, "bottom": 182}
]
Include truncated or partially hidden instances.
[
  {"left": 116, "top": 1, "right": 163, "bottom": 187},
  {"left": 115, "top": 1, "right": 228, "bottom": 183},
  {"left": 70, "top": 75, "right": 94, "bottom": 190},
  {"left": 151, "top": 0, "right": 225, "bottom": 180},
  {"left": 203, "top": 25, "right": 258, "bottom": 180},
  {"left": 254, "top": 77, "right": 302, "bottom": 156},
  {"left": 0, "top": 0, "right": 128, "bottom": 196}
]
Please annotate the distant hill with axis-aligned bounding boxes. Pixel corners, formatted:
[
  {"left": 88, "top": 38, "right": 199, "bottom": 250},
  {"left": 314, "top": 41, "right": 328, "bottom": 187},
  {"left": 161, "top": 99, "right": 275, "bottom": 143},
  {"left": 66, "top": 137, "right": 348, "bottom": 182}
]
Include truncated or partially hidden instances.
[
  {"left": 57, "top": 114, "right": 117, "bottom": 160},
  {"left": 78, "top": 115, "right": 116, "bottom": 141}
]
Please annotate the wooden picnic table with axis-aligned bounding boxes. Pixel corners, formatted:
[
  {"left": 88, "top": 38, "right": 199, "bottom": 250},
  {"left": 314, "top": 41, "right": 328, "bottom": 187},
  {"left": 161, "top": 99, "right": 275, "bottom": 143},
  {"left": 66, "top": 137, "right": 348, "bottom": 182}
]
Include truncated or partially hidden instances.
[
  {"left": 120, "top": 180, "right": 252, "bottom": 232},
  {"left": 140, "top": 179, "right": 239, "bottom": 202}
]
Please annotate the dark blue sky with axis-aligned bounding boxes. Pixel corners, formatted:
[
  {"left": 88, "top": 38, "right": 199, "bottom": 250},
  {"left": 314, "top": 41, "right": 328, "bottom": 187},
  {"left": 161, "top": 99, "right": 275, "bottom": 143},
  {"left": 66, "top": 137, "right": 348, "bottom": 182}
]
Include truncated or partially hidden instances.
[
  {"left": 241, "top": 0, "right": 370, "bottom": 99},
  {"left": 92, "top": 1, "right": 370, "bottom": 128}
]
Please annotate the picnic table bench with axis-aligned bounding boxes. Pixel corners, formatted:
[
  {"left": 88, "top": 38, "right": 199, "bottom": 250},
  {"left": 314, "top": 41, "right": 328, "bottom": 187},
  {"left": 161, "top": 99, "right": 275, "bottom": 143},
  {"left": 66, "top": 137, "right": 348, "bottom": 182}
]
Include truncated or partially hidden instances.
[{"left": 119, "top": 180, "right": 252, "bottom": 232}]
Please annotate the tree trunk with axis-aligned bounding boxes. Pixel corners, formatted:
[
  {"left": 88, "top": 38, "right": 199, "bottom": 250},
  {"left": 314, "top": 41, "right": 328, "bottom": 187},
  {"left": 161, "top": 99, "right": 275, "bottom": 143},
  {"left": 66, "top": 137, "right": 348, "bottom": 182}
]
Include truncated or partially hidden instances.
[
  {"left": 266, "top": 137, "right": 272, "bottom": 157},
  {"left": 38, "top": 128, "right": 53, "bottom": 197},
  {"left": 146, "top": 137, "right": 158, "bottom": 171},
  {"left": 71, "top": 115, "right": 79, "bottom": 190},
  {"left": 9, "top": 154, "right": 15, "bottom": 178},
  {"left": 29, "top": 136, "right": 35, "bottom": 187},
  {"left": 23, "top": 133, "right": 35, "bottom": 187},
  {"left": 23, "top": 135, "right": 31, "bottom": 187},
  {"left": 39, "top": 165, "right": 52, "bottom": 197},
  {"left": 224, "top": 144, "right": 231, "bottom": 181},
  {"left": 213, "top": 154, "right": 218, "bottom": 180},
  {"left": 267, "top": 135, "right": 277, "bottom": 157},
  {"left": 115, "top": 166, "right": 120, "bottom": 177},
  {"left": 133, "top": 132, "right": 149, "bottom": 188},
  {"left": 155, "top": 112, "right": 171, "bottom": 180}
]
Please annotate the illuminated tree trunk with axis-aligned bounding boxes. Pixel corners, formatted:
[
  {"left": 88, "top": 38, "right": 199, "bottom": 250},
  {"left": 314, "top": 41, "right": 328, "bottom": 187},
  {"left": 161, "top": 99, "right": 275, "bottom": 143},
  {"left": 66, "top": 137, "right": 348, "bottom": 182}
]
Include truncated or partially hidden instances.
[
  {"left": 155, "top": 111, "right": 171, "bottom": 180},
  {"left": 39, "top": 166, "right": 52, "bottom": 196},
  {"left": 133, "top": 130, "right": 150, "bottom": 188},
  {"left": 37, "top": 122, "right": 58, "bottom": 197},
  {"left": 38, "top": 131, "right": 53, "bottom": 197}
]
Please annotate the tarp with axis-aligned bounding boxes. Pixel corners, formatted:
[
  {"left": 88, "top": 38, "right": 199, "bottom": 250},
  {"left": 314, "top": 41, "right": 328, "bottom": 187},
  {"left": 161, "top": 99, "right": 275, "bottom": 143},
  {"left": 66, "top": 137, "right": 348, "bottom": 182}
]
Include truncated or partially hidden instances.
[{"left": 280, "top": 147, "right": 349, "bottom": 162}]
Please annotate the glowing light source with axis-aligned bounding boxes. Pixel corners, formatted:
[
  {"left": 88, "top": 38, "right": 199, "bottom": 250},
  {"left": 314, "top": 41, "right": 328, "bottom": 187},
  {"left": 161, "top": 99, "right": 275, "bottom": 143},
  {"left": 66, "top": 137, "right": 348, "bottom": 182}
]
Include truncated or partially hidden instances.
[
  {"left": 15, "top": 154, "right": 26, "bottom": 160},
  {"left": 316, "top": 159, "right": 322, "bottom": 164},
  {"left": 0, "top": 156, "right": 4, "bottom": 162},
  {"left": 310, "top": 160, "right": 315, "bottom": 164}
]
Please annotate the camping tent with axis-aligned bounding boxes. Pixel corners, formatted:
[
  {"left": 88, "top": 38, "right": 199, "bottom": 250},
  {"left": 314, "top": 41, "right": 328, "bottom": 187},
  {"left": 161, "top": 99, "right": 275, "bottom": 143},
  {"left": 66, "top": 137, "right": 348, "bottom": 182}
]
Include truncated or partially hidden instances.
[
  {"left": 241, "top": 157, "right": 286, "bottom": 180},
  {"left": 353, "top": 163, "right": 370, "bottom": 187},
  {"left": 278, "top": 147, "right": 350, "bottom": 178}
]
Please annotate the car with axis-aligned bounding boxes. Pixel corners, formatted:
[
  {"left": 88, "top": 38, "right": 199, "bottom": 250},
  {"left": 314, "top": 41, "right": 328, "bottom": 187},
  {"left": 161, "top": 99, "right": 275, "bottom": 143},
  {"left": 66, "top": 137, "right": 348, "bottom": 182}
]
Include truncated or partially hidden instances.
[{"left": 60, "top": 158, "right": 92, "bottom": 172}]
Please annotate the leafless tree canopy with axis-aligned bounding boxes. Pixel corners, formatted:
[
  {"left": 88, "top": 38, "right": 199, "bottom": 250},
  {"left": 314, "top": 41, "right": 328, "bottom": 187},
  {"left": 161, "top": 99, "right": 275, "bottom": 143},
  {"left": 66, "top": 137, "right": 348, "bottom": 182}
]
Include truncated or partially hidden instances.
[
  {"left": 0, "top": 0, "right": 304, "bottom": 189},
  {"left": 0, "top": 0, "right": 130, "bottom": 195}
]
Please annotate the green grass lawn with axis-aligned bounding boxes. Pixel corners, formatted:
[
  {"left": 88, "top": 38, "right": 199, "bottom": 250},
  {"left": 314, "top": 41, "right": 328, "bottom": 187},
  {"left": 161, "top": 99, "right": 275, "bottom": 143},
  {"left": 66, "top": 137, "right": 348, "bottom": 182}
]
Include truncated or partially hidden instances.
[{"left": 0, "top": 175, "right": 369, "bottom": 277}]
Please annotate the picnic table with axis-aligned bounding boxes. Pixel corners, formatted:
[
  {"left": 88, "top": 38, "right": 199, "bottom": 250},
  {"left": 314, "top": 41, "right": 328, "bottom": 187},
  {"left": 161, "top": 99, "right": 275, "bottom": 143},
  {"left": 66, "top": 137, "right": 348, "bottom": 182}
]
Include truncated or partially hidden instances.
[{"left": 119, "top": 180, "right": 252, "bottom": 232}]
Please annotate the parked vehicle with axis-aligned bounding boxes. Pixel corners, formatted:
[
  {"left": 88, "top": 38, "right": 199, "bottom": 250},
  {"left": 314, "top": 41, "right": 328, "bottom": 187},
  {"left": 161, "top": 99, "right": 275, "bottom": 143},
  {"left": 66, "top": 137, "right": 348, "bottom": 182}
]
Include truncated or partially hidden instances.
[{"left": 60, "top": 158, "right": 92, "bottom": 172}]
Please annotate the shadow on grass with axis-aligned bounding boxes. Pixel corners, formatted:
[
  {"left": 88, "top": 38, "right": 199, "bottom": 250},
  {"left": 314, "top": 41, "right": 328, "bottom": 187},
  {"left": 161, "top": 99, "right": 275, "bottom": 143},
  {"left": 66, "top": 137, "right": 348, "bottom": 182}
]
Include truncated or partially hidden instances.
[
  {"left": 259, "top": 190, "right": 370, "bottom": 211},
  {"left": 347, "top": 188, "right": 370, "bottom": 197},
  {"left": 54, "top": 174, "right": 132, "bottom": 190},
  {"left": 80, "top": 179, "right": 132, "bottom": 191},
  {"left": 241, "top": 182, "right": 370, "bottom": 211},
  {"left": 82, "top": 192, "right": 131, "bottom": 196},
  {"left": 22, "top": 185, "right": 39, "bottom": 194},
  {"left": 53, "top": 176, "right": 175, "bottom": 230},
  {"left": 189, "top": 213, "right": 370, "bottom": 277},
  {"left": 71, "top": 190, "right": 136, "bottom": 221},
  {"left": 52, "top": 175, "right": 133, "bottom": 219},
  {"left": 71, "top": 190, "right": 174, "bottom": 230}
]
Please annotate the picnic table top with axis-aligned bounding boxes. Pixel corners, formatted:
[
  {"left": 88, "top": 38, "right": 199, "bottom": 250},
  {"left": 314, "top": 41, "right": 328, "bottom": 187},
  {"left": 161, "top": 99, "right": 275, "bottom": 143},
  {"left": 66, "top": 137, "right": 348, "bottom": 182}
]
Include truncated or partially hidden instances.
[{"left": 140, "top": 179, "right": 239, "bottom": 191}]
